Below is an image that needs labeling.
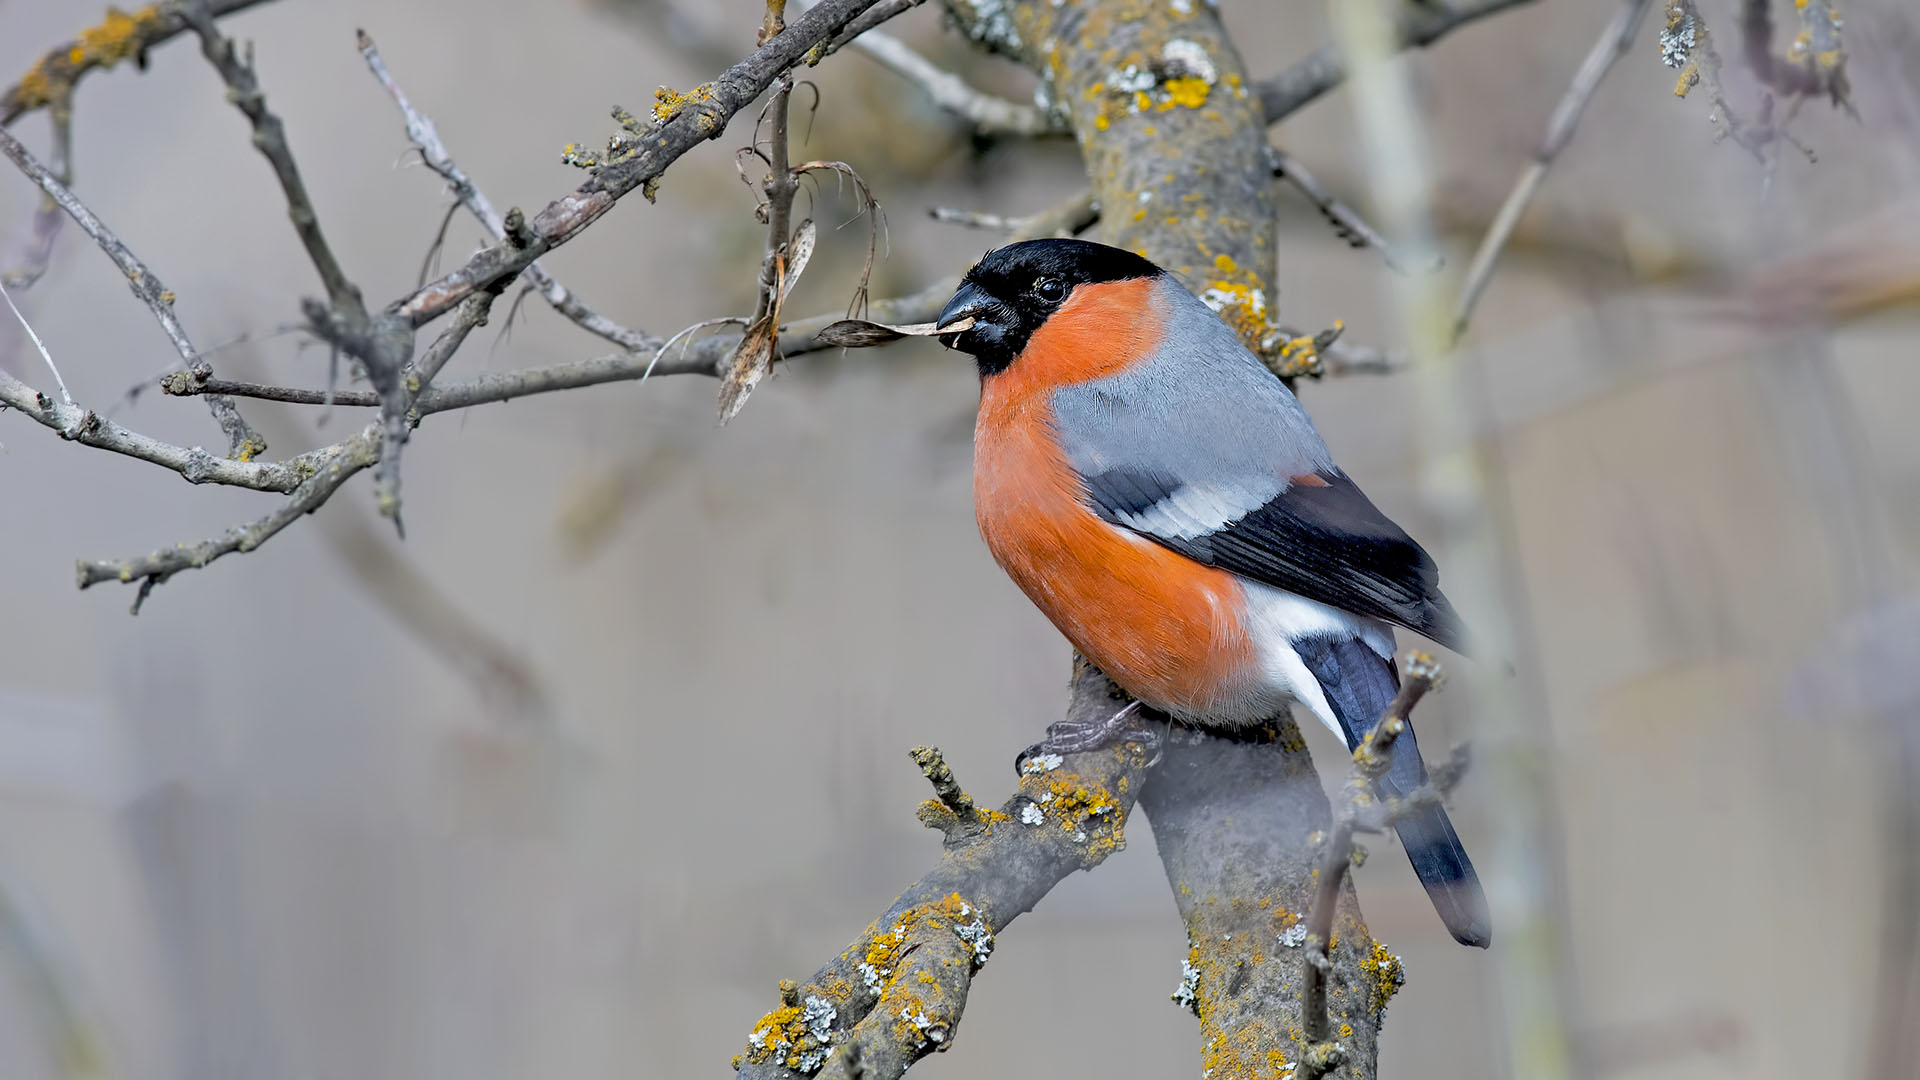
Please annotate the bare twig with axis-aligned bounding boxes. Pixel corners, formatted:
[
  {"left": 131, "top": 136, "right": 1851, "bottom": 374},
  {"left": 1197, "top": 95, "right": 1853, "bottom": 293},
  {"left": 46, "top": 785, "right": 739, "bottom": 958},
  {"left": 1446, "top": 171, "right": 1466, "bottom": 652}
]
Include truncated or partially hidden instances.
[
  {"left": 0, "top": 277, "right": 73, "bottom": 408},
  {"left": 822, "top": 0, "right": 930, "bottom": 54},
  {"left": 1269, "top": 147, "right": 1427, "bottom": 273},
  {"left": 180, "top": 3, "right": 427, "bottom": 523},
  {"left": 410, "top": 290, "right": 498, "bottom": 392},
  {"left": 357, "top": 31, "right": 658, "bottom": 354},
  {"left": 76, "top": 426, "right": 383, "bottom": 613},
  {"left": 2, "top": 108, "right": 71, "bottom": 291},
  {"left": 796, "top": 0, "right": 1061, "bottom": 135},
  {"left": 0, "top": 120, "right": 265, "bottom": 456},
  {"left": 179, "top": 1, "right": 358, "bottom": 312},
  {"left": 0, "top": 369, "right": 300, "bottom": 490},
  {"left": 0, "top": 0, "right": 282, "bottom": 126},
  {"left": 927, "top": 190, "right": 1098, "bottom": 236},
  {"left": 1452, "top": 0, "right": 1654, "bottom": 341},
  {"left": 1255, "top": 0, "right": 1539, "bottom": 126}
]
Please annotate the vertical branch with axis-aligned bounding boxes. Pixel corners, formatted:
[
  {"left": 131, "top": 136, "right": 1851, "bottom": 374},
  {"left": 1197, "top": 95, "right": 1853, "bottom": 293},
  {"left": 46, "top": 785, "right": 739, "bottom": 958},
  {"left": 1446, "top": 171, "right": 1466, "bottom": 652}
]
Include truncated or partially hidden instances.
[
  {"left": 1330, "top": 3, "right": 1579, "bottom": 1079},
  {"left": 178, "top": 1, "right": 360, "bottom": 313},
  {"left": 1142, "top": 721, "right": 1389, "bottom": 1080},
  {"left": 717, "top": 0, "right": 808, "bottom": 424}
]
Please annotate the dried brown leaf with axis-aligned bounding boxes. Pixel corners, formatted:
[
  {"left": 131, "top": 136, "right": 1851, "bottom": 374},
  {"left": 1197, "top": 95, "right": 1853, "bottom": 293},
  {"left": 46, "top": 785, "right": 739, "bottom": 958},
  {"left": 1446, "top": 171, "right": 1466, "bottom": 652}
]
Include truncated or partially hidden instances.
[
  {"left": 781, "top": 219, "right": 817, "bottom": 304},
  {"left": 716, "top": 313, "right": 776, "bottom": 424}
]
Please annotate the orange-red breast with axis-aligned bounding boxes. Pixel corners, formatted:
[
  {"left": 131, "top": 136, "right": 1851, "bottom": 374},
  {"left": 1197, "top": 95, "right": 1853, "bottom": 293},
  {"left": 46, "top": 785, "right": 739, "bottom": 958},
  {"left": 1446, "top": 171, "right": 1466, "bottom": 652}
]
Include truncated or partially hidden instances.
[{"left": 937, "top": 238, "right": 1490, "bottom": 947}]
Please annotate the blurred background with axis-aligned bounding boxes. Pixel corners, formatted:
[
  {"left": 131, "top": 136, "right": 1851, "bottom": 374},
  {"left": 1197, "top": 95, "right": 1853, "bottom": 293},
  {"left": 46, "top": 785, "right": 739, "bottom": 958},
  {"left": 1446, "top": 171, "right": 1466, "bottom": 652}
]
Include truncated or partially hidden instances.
[{"left": 1, "top": 0, "right": 1916, "bottom": 1077}]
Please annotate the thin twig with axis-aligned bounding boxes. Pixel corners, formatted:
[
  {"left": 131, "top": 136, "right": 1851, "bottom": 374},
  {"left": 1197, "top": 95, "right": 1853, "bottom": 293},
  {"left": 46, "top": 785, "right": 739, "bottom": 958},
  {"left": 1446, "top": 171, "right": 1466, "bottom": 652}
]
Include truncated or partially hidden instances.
[
  {"left": 1269, "top": 147, "right": 1428, "bottom": 273},
  {"left": 927, "top": 190, "right": 1099, "bottom": 236},
  {"left": 357, "top": 31, "right": 658, "bottom": 354},
  {"left": 1452, "top": 0, "right": 1654, "bottom": 341},
  {"left": 0, "top": 119, "right": 265, "bottom": 456},
  {"left": 76, "top": 426, "right": 384, "bottom": 613},
  {"left": 795, "top": 0, "right": 1061, "bottom": 135},
  {"left": 1255, "top": 0, "right": 1539, "bottom": 126},
  {"left": 2, "top": 107, "right": 72, "bottom": 291},
  {"left": 0, "top": 277, "right": 72, "bottom": 408},
  {"left": 179, "top": 1, "right": 360, "bottom": 314}
]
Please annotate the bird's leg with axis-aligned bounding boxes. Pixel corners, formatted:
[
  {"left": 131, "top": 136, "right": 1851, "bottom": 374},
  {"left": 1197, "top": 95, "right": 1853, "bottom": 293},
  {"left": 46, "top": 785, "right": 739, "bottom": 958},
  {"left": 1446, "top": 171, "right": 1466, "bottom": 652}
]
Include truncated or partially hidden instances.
[{"left": 1016, "top": 700, "right": 1159, "bottom": 771}]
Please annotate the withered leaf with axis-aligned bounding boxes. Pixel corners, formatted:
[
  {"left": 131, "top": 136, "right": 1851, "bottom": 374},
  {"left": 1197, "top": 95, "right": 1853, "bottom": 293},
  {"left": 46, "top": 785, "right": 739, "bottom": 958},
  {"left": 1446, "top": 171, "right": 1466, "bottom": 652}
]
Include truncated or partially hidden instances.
[
  {"left": 780, "top": 219, "right": 816, "bottom": 304},
  {"left": 716, "top": 313, "right": 775, "bottom": 425}
]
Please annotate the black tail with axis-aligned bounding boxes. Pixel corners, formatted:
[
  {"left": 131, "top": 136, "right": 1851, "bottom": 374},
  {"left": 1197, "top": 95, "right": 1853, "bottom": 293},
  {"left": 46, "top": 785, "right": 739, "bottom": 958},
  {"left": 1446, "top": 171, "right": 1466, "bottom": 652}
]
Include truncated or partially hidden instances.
[{"left": 1297, "top": 637, "right": 1492, "bottom": 948}]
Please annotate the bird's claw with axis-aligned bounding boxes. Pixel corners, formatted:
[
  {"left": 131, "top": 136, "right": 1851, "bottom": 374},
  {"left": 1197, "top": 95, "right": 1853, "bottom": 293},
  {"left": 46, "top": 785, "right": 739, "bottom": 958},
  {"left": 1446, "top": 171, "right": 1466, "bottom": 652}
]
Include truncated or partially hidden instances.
[{"left": 1015, "top": 701, "right": 1159, "bottom": 772}]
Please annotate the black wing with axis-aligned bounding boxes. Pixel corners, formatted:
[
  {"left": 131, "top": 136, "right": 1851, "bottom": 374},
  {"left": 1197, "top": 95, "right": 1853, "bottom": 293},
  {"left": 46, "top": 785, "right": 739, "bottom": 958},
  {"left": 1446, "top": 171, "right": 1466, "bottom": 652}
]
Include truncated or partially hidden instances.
[{"left": 1081, "top": 466, "right": 1469, "bottom": 652}]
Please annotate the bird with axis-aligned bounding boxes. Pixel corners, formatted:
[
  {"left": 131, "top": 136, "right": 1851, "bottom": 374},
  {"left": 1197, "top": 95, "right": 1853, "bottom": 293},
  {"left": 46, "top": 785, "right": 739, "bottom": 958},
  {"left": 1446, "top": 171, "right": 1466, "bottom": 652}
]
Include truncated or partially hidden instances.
[{"left": 934, "top": 237, "right": 1491, "bottom": 948}]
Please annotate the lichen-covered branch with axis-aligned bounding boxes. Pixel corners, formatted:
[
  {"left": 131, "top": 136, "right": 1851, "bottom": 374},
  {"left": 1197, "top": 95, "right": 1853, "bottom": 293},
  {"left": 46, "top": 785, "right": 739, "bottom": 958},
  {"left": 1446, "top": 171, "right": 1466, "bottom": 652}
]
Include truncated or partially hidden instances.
[
  {"left": 1142, "top": 714, "right": 1400, "bottom": 1080},
  {"left": 390, "top": 0, "right": 886, "bottom": 328},
  {"left": 1660, "top": 0, "right": 1849, "bottom": 163},
  {"left": 0, "top": 0, "right": 281, "bottom": 126},
  {"left": 735, "top": 661, "right": 1153, "bottom": 1080}
]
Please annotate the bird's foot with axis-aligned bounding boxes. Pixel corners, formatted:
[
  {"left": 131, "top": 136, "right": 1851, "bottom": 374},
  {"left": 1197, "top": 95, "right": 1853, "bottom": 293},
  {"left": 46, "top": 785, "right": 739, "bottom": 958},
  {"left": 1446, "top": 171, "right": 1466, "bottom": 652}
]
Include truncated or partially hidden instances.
[{"left": 1016, "top": 701, "right": 1159, "bottom": 772}]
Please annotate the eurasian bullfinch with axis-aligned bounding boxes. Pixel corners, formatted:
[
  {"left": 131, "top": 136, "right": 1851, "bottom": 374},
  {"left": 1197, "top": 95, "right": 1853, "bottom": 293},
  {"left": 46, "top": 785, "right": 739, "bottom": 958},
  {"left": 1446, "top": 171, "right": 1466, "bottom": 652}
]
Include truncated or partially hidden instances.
[{"left": 935, "top": 238, "right": 1492, "bottom": 948}]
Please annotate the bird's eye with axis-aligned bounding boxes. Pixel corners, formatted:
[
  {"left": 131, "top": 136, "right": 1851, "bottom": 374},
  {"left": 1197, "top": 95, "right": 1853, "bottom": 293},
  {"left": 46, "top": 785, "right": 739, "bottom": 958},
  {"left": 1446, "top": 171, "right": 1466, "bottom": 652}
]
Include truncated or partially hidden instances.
[{"left": 1032, "top": 277, "right": 1067, "bottom": 303}]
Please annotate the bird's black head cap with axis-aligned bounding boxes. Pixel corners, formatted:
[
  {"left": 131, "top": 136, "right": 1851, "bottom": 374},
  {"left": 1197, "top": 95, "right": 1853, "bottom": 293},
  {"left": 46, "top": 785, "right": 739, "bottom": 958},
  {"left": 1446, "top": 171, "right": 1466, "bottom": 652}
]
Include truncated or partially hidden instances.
[{"left": 936, "top": 239, "right": 1163, "bottom": 376}]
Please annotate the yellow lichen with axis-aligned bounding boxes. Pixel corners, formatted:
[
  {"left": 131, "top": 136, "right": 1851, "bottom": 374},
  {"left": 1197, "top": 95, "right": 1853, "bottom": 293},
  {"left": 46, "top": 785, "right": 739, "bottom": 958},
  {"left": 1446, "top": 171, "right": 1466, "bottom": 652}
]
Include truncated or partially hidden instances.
[
  {"left": 1358, "top": 939, "right": 1406, "bottom": 1015},
  {"left": 7, "top": 5, "right": 162, "bottom": 111},
  {"left": 652, "top": 83, "right": 716, "bottom": 124},
  {"left": 1161, "top": 77, "right": 1211, "bottom": 109}
]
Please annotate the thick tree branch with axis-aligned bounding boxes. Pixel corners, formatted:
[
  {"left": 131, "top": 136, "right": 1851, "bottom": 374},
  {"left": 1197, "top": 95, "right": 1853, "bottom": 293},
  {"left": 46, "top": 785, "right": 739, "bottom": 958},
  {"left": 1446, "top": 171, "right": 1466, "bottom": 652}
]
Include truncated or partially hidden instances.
[
  {"left": 735, "top": 661, "right": 1153, "bottom": 1080},
  {"left": 0, "top": 0, "right": 281, "bottom": 127}
]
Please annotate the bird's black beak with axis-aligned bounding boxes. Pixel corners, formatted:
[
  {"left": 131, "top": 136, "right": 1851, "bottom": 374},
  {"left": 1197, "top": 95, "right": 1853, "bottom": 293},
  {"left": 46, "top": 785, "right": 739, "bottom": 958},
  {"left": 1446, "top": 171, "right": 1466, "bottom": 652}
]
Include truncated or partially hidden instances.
[{"left": 935, "top": 281, "right": 994, "bottom": 351}]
